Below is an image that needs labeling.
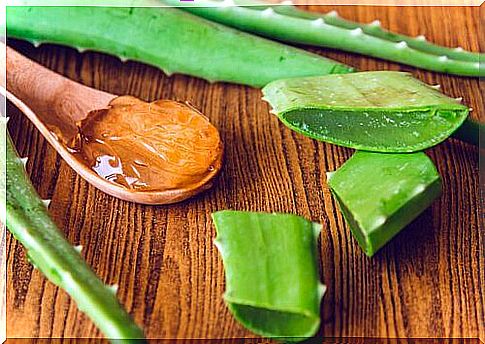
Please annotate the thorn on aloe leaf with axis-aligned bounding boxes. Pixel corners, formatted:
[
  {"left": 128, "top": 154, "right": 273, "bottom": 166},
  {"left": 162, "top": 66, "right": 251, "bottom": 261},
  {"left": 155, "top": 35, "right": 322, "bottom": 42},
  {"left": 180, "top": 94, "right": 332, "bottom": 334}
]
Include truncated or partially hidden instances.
[
  {"left": 108, "top": 284, "right": 119, "bottom": 294},
  {"left": 42, "top": 199, "right": 52, "bottom": 208},
  {"left": 163, "top": 69, "right": 173, "bottom": 77},
  {"left": 430, "top": 84, "right": 441, "bottom": 90},
  {"left": 350, "top": 28, "right": 363, "bottom": 36},
  {"left": 312, "top": 18, "right": 325, "bottom": 26},
  {"left": 280, "top": 0, "right": 293, "bottom": 4},
  {"left": 20, "top": 157, "right": 28, "bottom": 166},
  {"left": 396, "top": 41, "right": 408, "bottom": 49},
  {"left": 74, "top": 245, "right": 83, "bottom": 253},
  {"left": 326, "top": 10, "right": 339, "bottom": 17},
  {"left": 76, "top": 47, "right": 86, "bottom": 53},
  {"left": 326, "top": 171, "right": 335, "bottom": 180},
  {"left": 416, "top": 35, "right": 427, "bottom": 41},
  {"left": 31, "top": 40, "right": 41, "bottom": 48},
  {"left": 119, "top": 56, "right": 128, "bottom": 63},
  {"left": 369, "top": 19, "right": 381, "bottom": 27},
  {"left": 455, "top": 97, "right": 463, "bottom": 103},
  {"left": 261, "top": 8, "right": 275, "bottom": 17},
  {"left": 438, "top": 55, "right": 449, "bottom": 62},
  {"left": 454, "top": 46, "right": 464, "bottom": 52}
]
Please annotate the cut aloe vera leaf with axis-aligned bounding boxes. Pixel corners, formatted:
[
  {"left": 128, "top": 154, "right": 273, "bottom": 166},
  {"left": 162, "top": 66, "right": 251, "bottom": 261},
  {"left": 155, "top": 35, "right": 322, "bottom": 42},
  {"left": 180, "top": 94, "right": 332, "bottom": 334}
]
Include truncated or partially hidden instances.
[
  {"left": 212, "top": 211, "right": 324, "bottom": 340},
  {"left": 327, "top": 151, "right": 442, "bottom": 257},
  {"left": 1, "top": 131, "right": 144, "bottom": 341},
  {"left": 262, "top": 71, "right": 469, "bottom": 153}
]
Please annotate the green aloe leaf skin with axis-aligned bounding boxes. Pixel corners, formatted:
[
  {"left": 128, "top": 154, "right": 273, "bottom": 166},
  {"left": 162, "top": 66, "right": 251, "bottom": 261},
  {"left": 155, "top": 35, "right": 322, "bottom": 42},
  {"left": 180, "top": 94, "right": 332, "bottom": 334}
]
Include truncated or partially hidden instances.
[
  {"left": 327, "top": 151, "right": 442, "bottom": 257},
  {"left": 6, "top": 5, "right": 352, "bottom": 88},
  {"left": 165, "top": 0, "right": 483, "bottom": 77},
  {"left": 212, "top": 211, "right": 325, "bottom": 340},
  {"left": 262, "top": 71, "right": 469, "bottom": 153},
  {"left": 1, "top": 131, "right": 145, "bottom": 342}
]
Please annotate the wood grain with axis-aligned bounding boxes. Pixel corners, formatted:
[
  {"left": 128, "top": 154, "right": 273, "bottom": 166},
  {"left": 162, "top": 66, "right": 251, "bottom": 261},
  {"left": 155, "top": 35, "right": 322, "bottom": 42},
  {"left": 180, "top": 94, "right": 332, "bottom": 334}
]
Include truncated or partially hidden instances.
[{"left": 5, "top": 5, "right": 484, "bottom": 342}]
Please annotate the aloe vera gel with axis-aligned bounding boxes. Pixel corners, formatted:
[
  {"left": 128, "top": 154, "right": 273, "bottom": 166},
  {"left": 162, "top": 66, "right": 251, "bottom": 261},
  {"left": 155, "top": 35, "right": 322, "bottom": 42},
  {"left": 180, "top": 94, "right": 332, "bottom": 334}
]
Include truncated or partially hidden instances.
[{"left": 263, "top": 71, "right": 469, "bottom": 152}]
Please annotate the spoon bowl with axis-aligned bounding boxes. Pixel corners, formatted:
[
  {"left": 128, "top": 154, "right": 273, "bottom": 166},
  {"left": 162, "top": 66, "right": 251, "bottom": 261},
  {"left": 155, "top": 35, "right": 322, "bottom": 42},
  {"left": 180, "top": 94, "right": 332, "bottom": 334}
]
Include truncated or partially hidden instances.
[{"left": 4, "top": 45, "right": 223, "bottom": 204}]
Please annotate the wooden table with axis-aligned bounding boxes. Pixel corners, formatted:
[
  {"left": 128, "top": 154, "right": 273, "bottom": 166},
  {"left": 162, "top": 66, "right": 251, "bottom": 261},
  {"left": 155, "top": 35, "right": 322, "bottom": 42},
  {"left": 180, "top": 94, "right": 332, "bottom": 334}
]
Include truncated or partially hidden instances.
[{"left": 6, "top": 5, "right": 484, "bottom": 342}]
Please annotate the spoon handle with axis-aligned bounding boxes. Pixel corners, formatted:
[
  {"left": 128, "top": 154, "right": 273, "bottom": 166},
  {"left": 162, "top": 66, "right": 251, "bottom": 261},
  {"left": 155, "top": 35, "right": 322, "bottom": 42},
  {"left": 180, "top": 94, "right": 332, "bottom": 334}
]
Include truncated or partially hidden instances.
[
  {"left": 7, "top": 45, "right": 70, "bottom": 108},
  {"left": 5, "top": 44, "right": 114, "bottom": 123}
]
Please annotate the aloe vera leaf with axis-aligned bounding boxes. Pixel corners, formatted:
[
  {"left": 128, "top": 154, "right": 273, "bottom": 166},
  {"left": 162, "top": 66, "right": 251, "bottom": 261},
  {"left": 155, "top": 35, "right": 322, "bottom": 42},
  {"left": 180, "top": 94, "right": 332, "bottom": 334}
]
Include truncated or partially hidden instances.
[
  {"left": 262, "top": 71, "right": 469, "bottom": 153},
  {"left": 327, "top": 151, "right": 442, "bottom": 257},
  {"left": 6, "top": 6, "right": 353, "bottom": 88},
  {"left": 212, "top": 211, "right": 325, "bottom": 339},
  {"left": 268, "top": 3, "right": 481, "bottom": 63},
  {"left": 167, "top": 0, "right": 483, "bottom": 77},
  {"left": 1, "top": 132, "right": 145, "bottom": 342}
]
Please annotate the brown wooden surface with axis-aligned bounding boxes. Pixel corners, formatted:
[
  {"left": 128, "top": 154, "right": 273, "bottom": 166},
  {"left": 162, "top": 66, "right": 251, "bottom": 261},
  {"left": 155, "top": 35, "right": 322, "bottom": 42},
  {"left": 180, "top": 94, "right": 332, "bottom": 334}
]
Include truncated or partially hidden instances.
[{"left": 5, "top": 5, "right": 484, "bottom": 342}]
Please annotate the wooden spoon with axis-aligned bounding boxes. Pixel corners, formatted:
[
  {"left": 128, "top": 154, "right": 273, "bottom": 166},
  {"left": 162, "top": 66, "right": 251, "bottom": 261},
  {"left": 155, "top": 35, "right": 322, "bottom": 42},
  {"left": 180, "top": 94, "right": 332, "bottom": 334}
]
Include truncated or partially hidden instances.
[{"left": 3, "top": 45, "right": 223, "bottom": 205}]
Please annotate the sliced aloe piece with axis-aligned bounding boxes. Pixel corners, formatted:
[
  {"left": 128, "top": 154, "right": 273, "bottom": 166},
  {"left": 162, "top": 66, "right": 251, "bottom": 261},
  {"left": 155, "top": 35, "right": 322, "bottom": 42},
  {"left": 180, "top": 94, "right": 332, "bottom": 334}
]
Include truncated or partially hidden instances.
[
  {"left": 212, "top": 211, "right": 324, "bottom": 340},
  {"left": 327, "top": 151, "right": 442, "bottom": 256},
  {"left": 262, "top": 71, "right": 469, "bottom": 152}
]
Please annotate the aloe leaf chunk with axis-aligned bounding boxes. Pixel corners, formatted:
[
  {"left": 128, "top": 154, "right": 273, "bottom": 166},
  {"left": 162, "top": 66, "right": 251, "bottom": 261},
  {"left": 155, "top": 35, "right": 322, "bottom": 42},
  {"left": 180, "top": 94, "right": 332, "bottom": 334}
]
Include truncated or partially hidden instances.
[
  {"left": 327, "top": 151, "right": 442, "bottom": 257},
  {"left": 262, "top": 71, "right": 469, "bottom": 152},
  {"left": 212, "top": 211, "right": 324, "bottom": 340}
]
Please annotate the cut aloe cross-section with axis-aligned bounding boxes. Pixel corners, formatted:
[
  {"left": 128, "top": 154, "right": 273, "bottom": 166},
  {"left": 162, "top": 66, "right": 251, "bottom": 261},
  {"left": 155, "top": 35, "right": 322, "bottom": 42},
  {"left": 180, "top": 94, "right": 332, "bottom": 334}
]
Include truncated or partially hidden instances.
[
  {"left": 262, "top": 71, "right": 469, "bottom": 152},
  {"left": 212, "top": 211, "right": 324, "bottom": 340},
  {"left": 327, "top": 151, "right": 442, "bottom": 256}
]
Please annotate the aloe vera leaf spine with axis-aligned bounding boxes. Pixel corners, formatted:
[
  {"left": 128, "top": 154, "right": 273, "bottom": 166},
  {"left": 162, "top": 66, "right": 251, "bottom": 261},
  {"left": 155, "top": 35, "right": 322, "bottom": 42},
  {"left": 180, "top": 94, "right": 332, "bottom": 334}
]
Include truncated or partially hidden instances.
[
  {"left": 1, "top": 132, "right": 145, "bottom": 342},
  {"left": 6, "top": 6, "right": 353, "bottom": 88},
  {"left": 270, "top": 2, "right": 481, "bottom": 63},
  {"left": 167, "top": 0, "right": 483, "bottom": 77},
  {"left": 327, "top": 151, "right": 442, "bottom": 257},
  {"left": 212, "top": 211, "right": 324, "bottom": 339},
  {"left": 262, "top": 71, "right": 469, "bottom": 153}
]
